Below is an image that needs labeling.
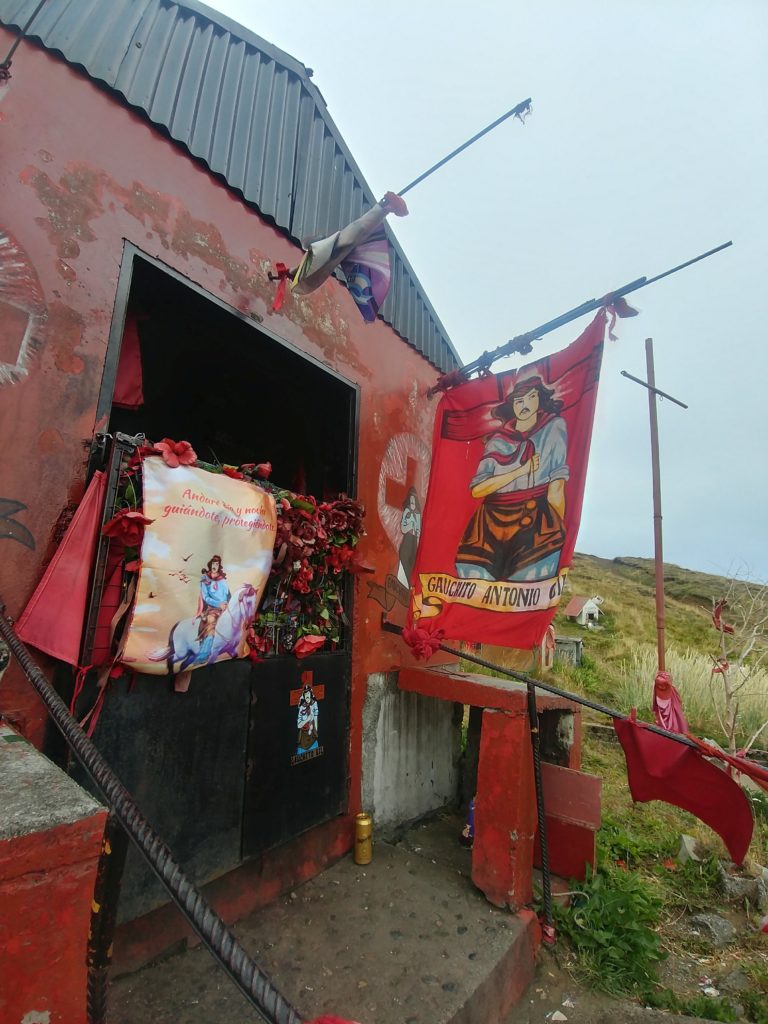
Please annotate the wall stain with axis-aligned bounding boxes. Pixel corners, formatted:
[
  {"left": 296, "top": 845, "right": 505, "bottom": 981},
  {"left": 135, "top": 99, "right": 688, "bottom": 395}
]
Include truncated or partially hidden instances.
[
  {"left": 48, "top": 301, "right": 86, "bottom": 375},
  {"left": 21, "top": 164, "right": 105, "bottom": 264},
  {"left": 38, "top": 428, "right": 65, "bottom": 453}
]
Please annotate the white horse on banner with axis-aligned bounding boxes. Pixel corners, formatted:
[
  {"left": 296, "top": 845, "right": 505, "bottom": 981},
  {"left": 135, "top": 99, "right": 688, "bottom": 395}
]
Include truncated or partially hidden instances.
[{"left": 150, "top": 583, "right": 259, "bottom": 674}]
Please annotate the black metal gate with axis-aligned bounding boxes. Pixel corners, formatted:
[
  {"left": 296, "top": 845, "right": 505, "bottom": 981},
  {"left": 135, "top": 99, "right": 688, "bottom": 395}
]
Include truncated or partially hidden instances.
[{"left": 244, "top": 651, "right": 350, "bottom": 857}]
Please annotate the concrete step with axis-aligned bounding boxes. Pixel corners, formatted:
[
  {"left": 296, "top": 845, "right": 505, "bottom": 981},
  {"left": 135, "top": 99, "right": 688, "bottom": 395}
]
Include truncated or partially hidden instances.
[{"left": 108, "top": 812, "right": 540, "bottom": 1023}]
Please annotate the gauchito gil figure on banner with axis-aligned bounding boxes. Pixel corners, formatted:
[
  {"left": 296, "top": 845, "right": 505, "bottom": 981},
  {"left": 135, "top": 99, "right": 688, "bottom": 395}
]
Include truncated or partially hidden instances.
[
  {"left": 456, "top": 376, "right": 568, "bottom": 583},
  {"left": 406, "top": 310, "right": 608, "bottom": 651}
]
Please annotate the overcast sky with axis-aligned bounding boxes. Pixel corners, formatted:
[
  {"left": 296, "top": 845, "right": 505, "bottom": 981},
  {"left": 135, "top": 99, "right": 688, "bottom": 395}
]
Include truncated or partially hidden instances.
[{"left": 211, "top": 0, "right": 767, "bottom": 581}]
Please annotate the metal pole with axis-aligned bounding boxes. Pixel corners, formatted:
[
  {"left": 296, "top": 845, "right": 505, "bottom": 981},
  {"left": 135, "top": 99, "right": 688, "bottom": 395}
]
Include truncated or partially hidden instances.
[
  {"left": 396, "top": 98, "right": 532, "bottom": 197},
  {"left": 526, "top": 680, "right": 555, "bottom": 944},
  {"left": 645, "top": 339, "right": 666, "bottom": 673},
  {"left": 429, "top": 241, "right": 732, "bottom": 395},
  {"left": 0, "top": 0, "right": 48, "bottom": 76}
]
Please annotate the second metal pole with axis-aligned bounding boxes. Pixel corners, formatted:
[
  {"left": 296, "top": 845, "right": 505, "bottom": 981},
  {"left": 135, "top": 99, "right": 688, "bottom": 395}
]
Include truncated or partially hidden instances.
[{"left": 645, "top": 338, "right": 666, "bottom": 673}]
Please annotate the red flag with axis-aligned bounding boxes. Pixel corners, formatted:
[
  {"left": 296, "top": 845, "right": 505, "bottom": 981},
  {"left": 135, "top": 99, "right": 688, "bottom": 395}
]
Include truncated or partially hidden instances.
[
  {"left": 614, "top": 714, "right": 753, "bottom": 864},
  {"left": 16, "top": 471, "right": 107, "bottom": 665},
  {"left": 406, "top": 311, "right": 606, "bottom": 650}
]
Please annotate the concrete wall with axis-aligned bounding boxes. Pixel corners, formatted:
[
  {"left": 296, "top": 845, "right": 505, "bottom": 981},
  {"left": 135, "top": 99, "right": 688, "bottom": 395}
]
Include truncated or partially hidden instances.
[
  {"left": 361, "top": 673, "right": 461, "bottom": 832},
  {"left": 0, "top": 722, "right": 107, "bottom": 1024}
]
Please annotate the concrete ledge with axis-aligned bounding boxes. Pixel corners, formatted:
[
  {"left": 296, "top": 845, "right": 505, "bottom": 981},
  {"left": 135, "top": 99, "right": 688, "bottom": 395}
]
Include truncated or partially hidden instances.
[{"left": 0, "top": 722, "right": 107, "bottom": 1024}]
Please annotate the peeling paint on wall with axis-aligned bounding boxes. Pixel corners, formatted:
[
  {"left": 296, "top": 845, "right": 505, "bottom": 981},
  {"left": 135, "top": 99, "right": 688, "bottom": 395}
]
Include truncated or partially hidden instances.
[
  {"left": 19, "top": 159, "right": 372, "bottom": 377},
  {"left": 21, "top": 1010, "right": 51, "bottom": 1024}
]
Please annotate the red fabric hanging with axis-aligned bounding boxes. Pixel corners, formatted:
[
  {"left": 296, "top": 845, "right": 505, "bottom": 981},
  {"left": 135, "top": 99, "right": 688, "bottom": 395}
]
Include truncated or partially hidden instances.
[
  {"left": 113, "top": 309, "right": 145, "bottom": 409},
  {"left": 614, "top": 714, "right": 753, "bottom": 864},
  {"left": 16, "top": 471, "right": 107, "bottom": 665}
]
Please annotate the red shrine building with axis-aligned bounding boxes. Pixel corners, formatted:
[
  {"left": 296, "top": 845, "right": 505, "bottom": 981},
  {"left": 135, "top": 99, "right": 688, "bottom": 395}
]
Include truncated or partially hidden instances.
[{"left": 0, "top": 3, "right": 595, "bottom": 1020}]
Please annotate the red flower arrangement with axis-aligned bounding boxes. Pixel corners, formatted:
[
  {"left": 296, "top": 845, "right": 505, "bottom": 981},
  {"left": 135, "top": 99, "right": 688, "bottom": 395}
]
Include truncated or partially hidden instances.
[{"left": 242, "top": 474, "right": 366, "bottom": 656}]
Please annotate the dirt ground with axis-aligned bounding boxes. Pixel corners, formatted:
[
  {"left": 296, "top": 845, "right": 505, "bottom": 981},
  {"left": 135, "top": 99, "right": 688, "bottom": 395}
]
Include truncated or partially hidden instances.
[{"left": 506, "top": 949, "right": 723, "bottom": 1024}]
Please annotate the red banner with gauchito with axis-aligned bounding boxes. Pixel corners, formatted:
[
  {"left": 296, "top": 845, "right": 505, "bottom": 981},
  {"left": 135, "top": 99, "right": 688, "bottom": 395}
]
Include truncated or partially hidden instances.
[{"left": 407, "top": 311, "right": 607, "bottom": 649}]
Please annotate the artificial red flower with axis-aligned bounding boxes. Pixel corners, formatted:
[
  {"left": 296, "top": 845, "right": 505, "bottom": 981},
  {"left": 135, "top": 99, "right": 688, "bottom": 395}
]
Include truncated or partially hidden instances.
[
  {"left": 155, "top": 438, "right": 197, "bottom": 468},
  {"left": 307, "top": 1017, "right": 361, "bottom": 1024},
  {"left": 255, "top": 461, "right": 272, "bottom": 479},
  {"left": 222, "top": 465, "right": 244, "bottom": 480},
  {"left": 246, "top": 629, "right": 272, "bottom": 656},
  {"left": 102, "top": 509, "right": 154, "bottom": 548},
  {"left": 294, "top": 634, "right": 326, "bottom": 658},
  {"left": 402, "top": 624, "right": 445, "bottom": 661},
  {"left": 307, "top": 1018, "right": 361, "bottom": 1024}
]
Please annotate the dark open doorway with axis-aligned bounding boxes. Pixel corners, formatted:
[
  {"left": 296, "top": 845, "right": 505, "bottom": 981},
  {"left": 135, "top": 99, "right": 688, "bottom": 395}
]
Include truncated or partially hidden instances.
[
  {"left": 108, "top": 253, "right": 357, "bottom": 500},
  {"left": 76, "top": 247, "right": 358, "bottom": 922}
]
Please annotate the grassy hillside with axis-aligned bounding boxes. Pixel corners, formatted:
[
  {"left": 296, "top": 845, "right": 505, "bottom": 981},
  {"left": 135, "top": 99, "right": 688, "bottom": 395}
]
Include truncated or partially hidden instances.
[
  {"left": 555, "top": 552, "right": 718, "bottom": 657},
  {"left": 550, "top": 553, "right": 768, "bottom": 746}
]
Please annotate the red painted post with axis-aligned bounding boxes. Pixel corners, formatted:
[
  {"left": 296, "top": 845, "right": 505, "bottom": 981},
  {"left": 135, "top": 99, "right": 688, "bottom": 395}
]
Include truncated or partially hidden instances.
[
  {"left": 472, "top": 708, "right": 536, "bottom": 910},
  {"left": 646, "top": 337, "right": 667, "bottom": 673},
  {"left": 0, "top": 725, "right": 107, "bottom": 1024}
]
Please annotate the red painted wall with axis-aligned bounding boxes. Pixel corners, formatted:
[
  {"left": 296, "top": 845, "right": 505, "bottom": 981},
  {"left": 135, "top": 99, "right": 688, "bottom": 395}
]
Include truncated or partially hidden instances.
[
  {"left": 0, "top": 807, "right": 107, "bottom": 1024},
  {"left": 0, "top": 37, "right": 441, "bottom": 806}
]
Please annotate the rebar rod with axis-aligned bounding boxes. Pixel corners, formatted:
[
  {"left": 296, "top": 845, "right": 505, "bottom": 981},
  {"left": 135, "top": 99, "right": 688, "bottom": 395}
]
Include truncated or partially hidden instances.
[
  {"left": 429, "top": 241, "right": 732, "bottom": 395},
  {"left": 0, "top": 610, "right": 304, "bottom": 1024}
]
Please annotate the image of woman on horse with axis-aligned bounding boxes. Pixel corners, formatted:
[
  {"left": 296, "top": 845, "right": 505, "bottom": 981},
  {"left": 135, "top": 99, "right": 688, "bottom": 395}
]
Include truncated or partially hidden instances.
[{"left": 196, "top": 555, "right": 231, "bottom": 663}]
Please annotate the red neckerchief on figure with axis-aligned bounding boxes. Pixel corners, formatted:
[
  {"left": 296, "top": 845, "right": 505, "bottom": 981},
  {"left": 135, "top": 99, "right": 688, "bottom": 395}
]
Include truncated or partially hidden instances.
[{"left": 486, "top": 410, "right": 557, "bottom": 466}]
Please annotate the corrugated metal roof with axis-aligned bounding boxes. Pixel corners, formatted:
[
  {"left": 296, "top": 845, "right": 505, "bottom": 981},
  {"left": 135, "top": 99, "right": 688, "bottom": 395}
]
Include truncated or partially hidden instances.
[{"left": 0, "top": 0, "right": 461, "bottom": 372}]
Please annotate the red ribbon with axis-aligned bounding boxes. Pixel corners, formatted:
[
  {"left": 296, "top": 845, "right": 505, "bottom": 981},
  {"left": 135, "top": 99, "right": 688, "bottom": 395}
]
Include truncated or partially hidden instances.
[
  {"left": 271, "top": 262, "right": 291, "bottom": 312},
  {"left": 602, "top": 295, "right": 639, "bottom": 341}
]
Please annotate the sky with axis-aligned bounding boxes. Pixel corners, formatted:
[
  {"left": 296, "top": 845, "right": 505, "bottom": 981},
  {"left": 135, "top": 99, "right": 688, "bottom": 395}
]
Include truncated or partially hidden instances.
[{"left": 210, "top": 0, "right": 767, "bottom": 581}]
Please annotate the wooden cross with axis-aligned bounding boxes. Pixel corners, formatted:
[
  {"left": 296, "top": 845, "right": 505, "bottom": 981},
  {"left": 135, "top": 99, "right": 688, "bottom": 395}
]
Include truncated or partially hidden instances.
[
  {"left": 289, "top": 669, "right": 325, "bottom": 705},
  {"left": 385, "top": 454, "right": 420, "bottom": 512}
]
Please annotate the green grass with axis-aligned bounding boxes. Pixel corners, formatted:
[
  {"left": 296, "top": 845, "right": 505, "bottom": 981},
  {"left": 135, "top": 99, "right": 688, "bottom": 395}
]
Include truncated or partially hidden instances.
[
  {"left": 553, "top": 553, "right": 768, "bottom": 750},
  {"left": 548, "top": 546, "right": 768, "bottom": 1020},
  {"left": 555, "top": 734, "right": 768, "bottom": 1019}
]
